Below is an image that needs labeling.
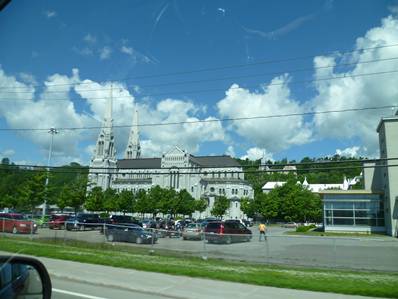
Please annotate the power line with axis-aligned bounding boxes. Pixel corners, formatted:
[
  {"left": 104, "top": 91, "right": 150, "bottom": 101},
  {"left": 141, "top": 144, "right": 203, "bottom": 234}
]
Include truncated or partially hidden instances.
[
  {"left": 1, "top": 43, "right": 398, "bottom": 91},
  {"left": 0, "top": 157, "right": 396, "bottom": 172},
  {"left": 0, "top": 105, "right": 396, "bottom": 132},
  {"left": 0, "top": 162, "right": 396, "bottom": 175},
  {"left": 2, "top": 56, "right": 398, "bottom": 94},
  {"left": 1, "top": 68, "right": 398, "bottom": 102}
]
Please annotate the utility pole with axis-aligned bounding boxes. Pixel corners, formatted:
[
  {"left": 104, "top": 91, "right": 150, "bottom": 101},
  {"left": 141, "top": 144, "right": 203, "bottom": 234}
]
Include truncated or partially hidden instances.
[{"left": 42, "top": 127, "right": 58, "bottom": 216}]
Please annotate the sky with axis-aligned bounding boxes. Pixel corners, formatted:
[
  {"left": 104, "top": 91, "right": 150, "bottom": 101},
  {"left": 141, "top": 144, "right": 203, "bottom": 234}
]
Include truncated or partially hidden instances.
[{"left": 1, "top": 0, "right": 398, "bottom": 166}]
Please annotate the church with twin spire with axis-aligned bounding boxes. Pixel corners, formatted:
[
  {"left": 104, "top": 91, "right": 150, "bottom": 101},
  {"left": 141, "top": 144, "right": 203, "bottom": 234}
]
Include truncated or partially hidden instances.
[{"left": 88, "top": 95, "right": 254, "bottom": 219}]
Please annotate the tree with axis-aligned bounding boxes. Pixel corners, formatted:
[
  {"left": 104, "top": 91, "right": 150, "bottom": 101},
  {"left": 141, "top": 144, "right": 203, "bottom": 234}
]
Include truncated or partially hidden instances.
[
  {"left": 240, "top": 197, "right": 256, "bottom": 219},
  {"left": 211, "top": 196, "right": 230, "bottom": 218},
  {"left": 67, "top": 176, "right": 88, "bottom": 214},
  {"left": 57, "top": 184, "right": 72, "bottom": 212},
  {"left": 256, "top": 192, "right": 279, "bottom": 221},
  {"left": 174, "top": 189, "right": 196, "bottom": 216},
  {"left": 19, "top": 173, "right": 47, "bottom": 212},
  {"left": 270, "top": 179, "right": 322, "bottom": 223},
  {"left": 85, "top": 187, "right": 104, "bottom": 212},
  {"left": 195, "top": 198, "right": 208, "bottom": 218},
  {"left": 117, "top": 189, "right": 135, "bottom": 214},
  {"left": 134, "top": 189, "right": 149, "bottom": 217},
  {"left": 158, "top": 188, "right": 177, "bottom": 216},
  {"left": 103, "top": 188, "right": 118, "bottom": 213}
]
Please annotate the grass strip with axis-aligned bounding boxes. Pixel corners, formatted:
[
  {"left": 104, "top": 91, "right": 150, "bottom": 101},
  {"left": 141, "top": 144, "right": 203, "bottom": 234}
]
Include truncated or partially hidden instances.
[
  {"left": 1, "top": 236, "right": 397, "bottom": 298},
  {"left": 285, "top": 231, "right": 391, "bottom": 237}
]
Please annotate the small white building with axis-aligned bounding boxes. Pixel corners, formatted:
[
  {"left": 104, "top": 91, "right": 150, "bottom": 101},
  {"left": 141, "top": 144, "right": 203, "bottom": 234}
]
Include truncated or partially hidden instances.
[{"left": 261, "top": 177, "right": 359, "bottom": 194}]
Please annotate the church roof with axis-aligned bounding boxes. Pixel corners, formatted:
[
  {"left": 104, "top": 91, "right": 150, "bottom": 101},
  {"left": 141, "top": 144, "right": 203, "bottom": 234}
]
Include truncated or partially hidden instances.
[
  {"left": 117, "top": 158, "right": 161, "bottom": 169},
  {"left": 116, "top": 155, "right": 240, "bottom": 169},
  {"left": 189, "top": 155, "right": 241, "bottom": 167}
]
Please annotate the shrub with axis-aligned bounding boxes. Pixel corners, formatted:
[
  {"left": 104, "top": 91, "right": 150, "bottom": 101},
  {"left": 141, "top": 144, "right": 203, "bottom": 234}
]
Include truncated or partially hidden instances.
[{"left": 296, "top": 224, "right": 316, "bottom": 232}]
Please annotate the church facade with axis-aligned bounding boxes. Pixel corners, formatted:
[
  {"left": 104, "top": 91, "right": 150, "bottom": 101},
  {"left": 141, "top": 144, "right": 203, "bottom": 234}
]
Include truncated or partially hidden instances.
[{"left": 88, "top": 97, "right": 254, "bottom": 219}]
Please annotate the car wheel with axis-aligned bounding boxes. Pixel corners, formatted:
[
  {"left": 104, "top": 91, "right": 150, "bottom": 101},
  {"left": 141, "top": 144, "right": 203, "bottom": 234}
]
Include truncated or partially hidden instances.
[
  {"left": 182, "top": 236, "right": 187, "bottom": 240},
  {"left": 107, "top": 234, "right": 114, "bottom": 242},
  {"left": 136, "top": 237, "right": 143, "bottom": 244},
  {"left": 225, "top": 236, "right": 232, "bottom": 244},
  {"left": 12, "top": 226, "right": 18, "bottom": 234}
]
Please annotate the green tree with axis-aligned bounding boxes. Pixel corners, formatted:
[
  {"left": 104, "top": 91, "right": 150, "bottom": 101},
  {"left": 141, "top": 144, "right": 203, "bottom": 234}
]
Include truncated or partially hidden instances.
[
  {"left": 240, "top": 197, "right": 256, "bottom": 219},
  {"left": 19, "top": 173, "right": 47, "bottom": 212},
  {"left": 134, "top": 189, "right": 149, "bottom": 217},
  {"left": 270, "top": 179, "right": 322, "bottom": 223},
  {"left": 103, "top": 188, "right": 118, "bottom": 213},
  {"left": 256, "top": 192, "right": 279, "bottom": 221},
  {"left": 85, "top": 187, "right": 104, "bottom": 212},
  {"left": 195, "top": 198, "right": 208, "bottom": 218},
  {"left": 57, "top": 184, "right": 72, "bottom": 212},
  {"left": 67, "top": 176, "right": 88, "bottom": 214},
  {"left": 117, "top": 189, "right": 135, "bottom": 214},
  {"left": 211, "top": 196, "right": 230, "bottom": 218},
  {"left": 158, "top": 188, "right": 177, "bottom": 216},
  {"left": 175, "top": 189, "right": 196, "bottom": 216}
]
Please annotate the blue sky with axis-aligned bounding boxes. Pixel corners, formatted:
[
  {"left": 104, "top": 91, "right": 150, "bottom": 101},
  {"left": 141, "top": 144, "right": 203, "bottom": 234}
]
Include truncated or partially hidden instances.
[{"left": 1, "top": 0, "right": 398, "bottom": 166}]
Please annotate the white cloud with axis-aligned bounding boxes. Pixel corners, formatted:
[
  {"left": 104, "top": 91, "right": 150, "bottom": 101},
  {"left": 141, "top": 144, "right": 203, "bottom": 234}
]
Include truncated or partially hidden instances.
[
  {"left": 121, "top": 46, "right": 134, "bottom": 55},
  {"left": 44, "top": 10, "right": 57, "bottom": 18},
  {"left": 241, "top": 147, "right": 273, "bottom": 161},
  {"left": 83, "top": 34, "right": 96, "bottom": 44},
  {"left": 312, "top": 14, "right": 398, "bottom": 155},
  {"left": 335, "top": 146, "right": 362, "bottom": 157},
  {"left": 73, "top": 46, "right": 93, "bottom": 56},
  {"left": 99, "top": 46, "right": 112, "bottom": 60},
  {"left": 138, "top": 99, "right": 225, "bottom": 156},
  {"left": 0, "top": 149, "right": 15, "bottom": 158},
  {"left": 225, "top": 145, "right": 235, "bottom": 157},
  {"left": 217, "top": 76, "right": 312, "bottom": 153}
]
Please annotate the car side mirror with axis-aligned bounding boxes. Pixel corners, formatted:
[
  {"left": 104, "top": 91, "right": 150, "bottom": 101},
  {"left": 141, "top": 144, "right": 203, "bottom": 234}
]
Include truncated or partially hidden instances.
[{"left": 0, "top": 255, "right": 52, "bottom": 299}]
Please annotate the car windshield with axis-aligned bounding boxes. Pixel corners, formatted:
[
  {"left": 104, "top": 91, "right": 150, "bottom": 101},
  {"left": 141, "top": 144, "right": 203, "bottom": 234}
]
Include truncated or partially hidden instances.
[{"left": 0, "top": 2, "right": 397, "bottom": 298}]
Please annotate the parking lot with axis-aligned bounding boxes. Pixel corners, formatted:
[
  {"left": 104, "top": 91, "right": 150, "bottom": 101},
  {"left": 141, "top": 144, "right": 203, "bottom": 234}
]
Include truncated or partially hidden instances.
[{"left": 3, "top": 225, "right": 398, "bottom": 272}]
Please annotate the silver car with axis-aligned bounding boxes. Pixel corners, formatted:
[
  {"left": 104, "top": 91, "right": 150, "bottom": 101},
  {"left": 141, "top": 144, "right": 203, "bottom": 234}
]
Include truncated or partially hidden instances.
[{"left": 182, "top": 223, "right": 204, "bottom": 240}]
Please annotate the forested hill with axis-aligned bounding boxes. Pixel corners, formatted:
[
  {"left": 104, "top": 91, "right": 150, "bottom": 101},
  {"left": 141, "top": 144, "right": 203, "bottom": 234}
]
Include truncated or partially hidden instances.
[
  {"left": 236, "top": 155, "right": 365, "bottom": 194},
  {"left": 0, "top": 159, "right": 88, "bottom": 208}
]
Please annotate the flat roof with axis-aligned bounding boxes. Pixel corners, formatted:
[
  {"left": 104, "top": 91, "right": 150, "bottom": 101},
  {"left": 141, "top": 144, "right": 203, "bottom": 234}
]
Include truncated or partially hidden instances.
[
  {"left": 319, "top": 189, "right": 383, "bottom": 195},
  {"left": 377, "top": 116, "right": 398, "bottom": 132}
]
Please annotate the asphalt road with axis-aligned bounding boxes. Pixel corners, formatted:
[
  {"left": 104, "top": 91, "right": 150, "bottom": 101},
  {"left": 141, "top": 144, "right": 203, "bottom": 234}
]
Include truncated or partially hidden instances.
[
  {"left": 52, "top": 277, "right": 167, "bottom": 299},
  {"left": 4, "top": 226, "right": 398, "bottom": 271}
]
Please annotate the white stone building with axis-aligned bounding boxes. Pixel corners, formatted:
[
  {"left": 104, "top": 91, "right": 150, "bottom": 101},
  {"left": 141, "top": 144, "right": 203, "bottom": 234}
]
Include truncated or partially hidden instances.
[{"left": 88, "top": 97, "right": 254, "bottom": 219}]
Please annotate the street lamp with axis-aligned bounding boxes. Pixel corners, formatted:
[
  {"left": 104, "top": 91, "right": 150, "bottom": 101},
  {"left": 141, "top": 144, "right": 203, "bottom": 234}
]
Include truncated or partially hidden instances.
[{"left": 42, "top": 127, "right": 58, "bottom": 216}]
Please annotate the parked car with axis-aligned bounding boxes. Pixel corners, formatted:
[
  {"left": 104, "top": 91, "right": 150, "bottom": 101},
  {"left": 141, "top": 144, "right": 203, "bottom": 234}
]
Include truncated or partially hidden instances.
[
  {"left": 48, "top": 214, "right": 69, "bottom": 230},
  {"left": 105, "top": 224, "right": 157, "bottom": 244},
  {"left": 99, "top": 215, "right": 141, "bottom": 233},
  {"left": 182, "top": 223, "right": 204, "bottom": 240},
  {"left": 282, "top": 222, "right": 298, "bottom": 228},
  {"left": 140, "top": 219, "right": 157, "bottom": 229},
  {"left": 65, "top": 213, "right": 101, "bottom": 231},
  {"left": 204, "top": 221, "right": 252, "bottom": 244},
  {"left": 0, "top": 213, "right": 37, "bottom": 234}
]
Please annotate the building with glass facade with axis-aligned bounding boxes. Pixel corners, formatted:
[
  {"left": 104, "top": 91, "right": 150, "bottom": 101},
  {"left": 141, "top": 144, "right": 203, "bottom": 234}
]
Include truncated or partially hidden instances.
[{"left": 322, "top": 190, "right": 385, "bottom": 233}]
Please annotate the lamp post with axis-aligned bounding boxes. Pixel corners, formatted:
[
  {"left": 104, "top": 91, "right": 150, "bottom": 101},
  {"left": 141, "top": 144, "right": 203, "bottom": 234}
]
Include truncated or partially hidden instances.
[{"left": 42, "top": 127, "right": 58, "bottom": 216}]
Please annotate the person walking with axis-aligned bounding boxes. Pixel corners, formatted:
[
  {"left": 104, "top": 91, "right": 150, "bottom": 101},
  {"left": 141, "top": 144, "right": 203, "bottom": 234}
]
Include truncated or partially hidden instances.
[{"left": 258, "top": 222, "right": 267, "bottom": 241}]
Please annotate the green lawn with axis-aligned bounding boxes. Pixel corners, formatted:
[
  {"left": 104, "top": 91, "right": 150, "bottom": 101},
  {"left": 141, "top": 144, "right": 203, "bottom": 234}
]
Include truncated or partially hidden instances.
[{"left": 1, "top": 237, "right": 397, "bottom": 298}]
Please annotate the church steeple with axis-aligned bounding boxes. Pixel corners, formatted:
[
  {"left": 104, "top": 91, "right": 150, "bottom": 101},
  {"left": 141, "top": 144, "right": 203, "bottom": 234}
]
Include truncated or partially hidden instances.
[
  {"left": 93, "top": 84, "right": 116, "bottom": 160},
  {"left": 124, "top": 106, "right": 141, "bottom": 159},
  {"left": 88, "top": 84, "right": 117, "bottom": 190}
]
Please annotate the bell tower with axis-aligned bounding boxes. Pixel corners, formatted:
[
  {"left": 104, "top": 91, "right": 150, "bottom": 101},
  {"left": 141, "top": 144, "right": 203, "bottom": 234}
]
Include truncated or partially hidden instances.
[{"left": 88, "top": 84, "right": 117, "bottom": 190}]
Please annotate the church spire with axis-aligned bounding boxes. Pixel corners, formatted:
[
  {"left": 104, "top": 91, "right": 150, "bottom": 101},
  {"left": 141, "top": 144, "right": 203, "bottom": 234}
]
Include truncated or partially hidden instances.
[
  {"left": 92, "top": 84, "right": 116, "bottom": 161},
  {"left": 124, "top": 105, "right": 141, "bottom": 159}
]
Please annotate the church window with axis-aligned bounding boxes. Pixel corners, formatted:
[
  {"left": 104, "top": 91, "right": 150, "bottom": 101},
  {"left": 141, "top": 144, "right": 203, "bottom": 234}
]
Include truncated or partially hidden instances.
[
  {"left": 235, "top": 202, "right": 238, "bottom": 208},
  {"left": 191, "top": 186, "right": 194, "bottom": 193}
]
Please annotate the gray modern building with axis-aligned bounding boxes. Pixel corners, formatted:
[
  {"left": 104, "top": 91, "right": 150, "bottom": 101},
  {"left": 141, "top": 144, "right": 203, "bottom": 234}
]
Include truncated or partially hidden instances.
[{"left": 320, "top": 110, "right": 398, "bottom": 237}]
